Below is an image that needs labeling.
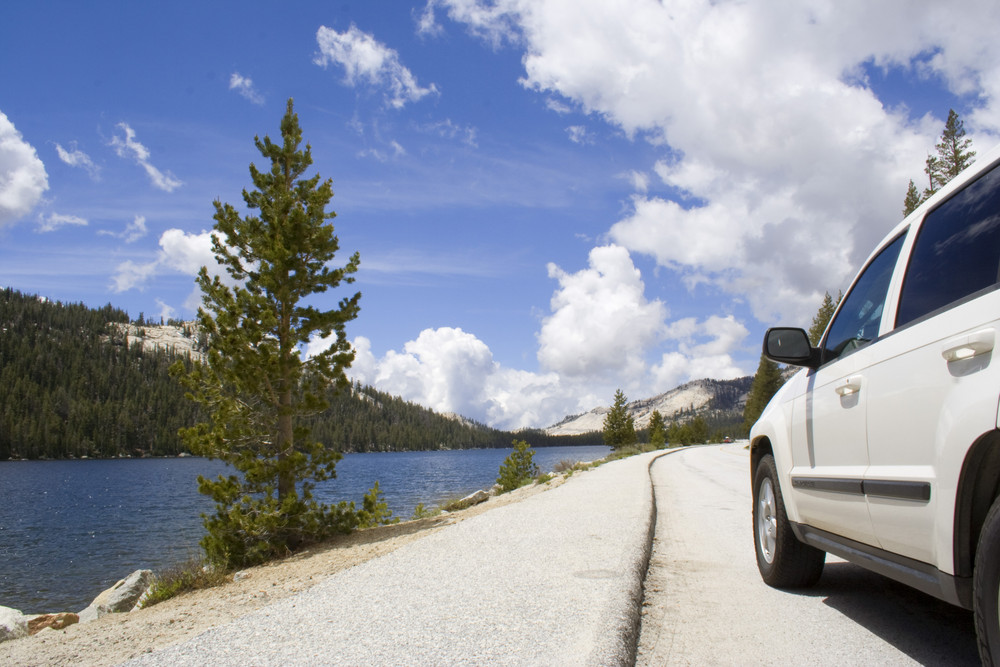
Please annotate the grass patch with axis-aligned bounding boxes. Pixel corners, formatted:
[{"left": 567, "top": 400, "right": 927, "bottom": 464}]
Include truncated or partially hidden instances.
[{"left": 142, "top": 556, "right": 230, "bottom": 607}]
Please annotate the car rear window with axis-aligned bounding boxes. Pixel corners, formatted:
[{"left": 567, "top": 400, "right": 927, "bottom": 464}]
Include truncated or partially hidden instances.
[{"left": 896, "top": 160, "right": 1000, "bottom": 328}]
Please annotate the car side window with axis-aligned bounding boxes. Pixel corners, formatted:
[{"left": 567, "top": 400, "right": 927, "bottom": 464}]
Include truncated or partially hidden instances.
[
  {"left": 822, "top": 233, "right": 906, "bottom": 365},
  {"left": 896, "top": 160, "right": 1000, "bottom": 328}
]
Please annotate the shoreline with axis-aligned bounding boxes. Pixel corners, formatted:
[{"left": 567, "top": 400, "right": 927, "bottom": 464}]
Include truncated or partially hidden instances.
[{"left": 0, "top": 476, "right": 569, "bottom": 667}]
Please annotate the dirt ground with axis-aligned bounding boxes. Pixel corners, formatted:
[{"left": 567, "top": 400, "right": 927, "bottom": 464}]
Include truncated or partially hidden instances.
[{"left": 0, "top": 478, "right": 566, "bottom": 667}]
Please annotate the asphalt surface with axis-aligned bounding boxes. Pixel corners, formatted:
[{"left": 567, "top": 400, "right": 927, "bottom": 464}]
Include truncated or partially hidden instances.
[
  {"left": 636, "top": 444, "right": 980, "bottom": 665},
  {"left": 123, "top": 451, "right": 664, "bottom": 666}
]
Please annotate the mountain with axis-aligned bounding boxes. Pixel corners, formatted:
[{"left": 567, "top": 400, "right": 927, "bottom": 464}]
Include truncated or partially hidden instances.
[
  {"left": 545, "top": 377, "right": 754, "bottom": 436},
  {"left": 0, "top": 288, "right": 599, "bottom": 459}
]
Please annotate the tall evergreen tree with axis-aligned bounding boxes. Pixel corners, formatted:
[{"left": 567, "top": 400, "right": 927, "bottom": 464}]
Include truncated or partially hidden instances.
[
  {"left": 808, "top": 290, "right": 841, "bottom": 346},
  {"left": 902, "top": 179, "right": 922, "bottom": 217},
  {"left": 603, "top": 388, "right": 637, "bottom": 450},
  {"left": 933, "top": 109, "right": 976, "bottom": 186},
  {"left": 743, "top": 355, "right": 783, "bottom": 433},
  {"left": 648, "top": 409, "right": 666, "bottom": 448},
  {"left": 906, "top": 108, "right": 976, "bottom": 213},
  {"left": 172, "top": 99, "right": 362, "bottom": 568}
]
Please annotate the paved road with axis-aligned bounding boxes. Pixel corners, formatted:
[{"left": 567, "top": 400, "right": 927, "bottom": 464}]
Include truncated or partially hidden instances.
[
  {"left": 124, "top": 451, "right": 662, "bottom": 666},
  {"left": 636, "top": 444, "right": 980, "bottom": 665}
]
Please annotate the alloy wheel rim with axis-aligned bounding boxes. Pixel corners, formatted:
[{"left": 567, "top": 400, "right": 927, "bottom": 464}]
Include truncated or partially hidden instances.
[{"left": 758, "top": 478, "right": 777, "bottom": 563}]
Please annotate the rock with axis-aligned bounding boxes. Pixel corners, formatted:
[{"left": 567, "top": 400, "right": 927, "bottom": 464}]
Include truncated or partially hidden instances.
[
  {"left": 78, "top": 569, "right": 154, "bottom": 623},
  {"left": 450, "top": 489, "right": 490, "bottom": 510},
  {"left": 28, "top": 613, "right": 79, "bottom": 635},
  {"left": 0, "top": 605, "right": 28, "bottom": 643}
]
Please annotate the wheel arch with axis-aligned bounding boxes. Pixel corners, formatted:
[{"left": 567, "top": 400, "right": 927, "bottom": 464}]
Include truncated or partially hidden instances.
[
  {"left": 750, "top": 435, "right": 773, "bottom": 490},
  {"left": 954, "top": 429, "right": 1000, "bottom": 579}
]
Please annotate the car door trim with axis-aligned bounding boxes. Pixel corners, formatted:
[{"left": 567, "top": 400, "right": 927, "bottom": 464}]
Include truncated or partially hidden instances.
[{"left": 792, "top": 476, "right": 931, "bottom": 502}]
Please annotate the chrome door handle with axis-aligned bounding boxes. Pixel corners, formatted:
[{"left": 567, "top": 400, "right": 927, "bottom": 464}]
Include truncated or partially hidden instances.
[
  {"left": 942, "top": 328, "right": 995, "bottom": 362},
  {"left": 836, "top": 376, "right": 863, "bottom": 396}
]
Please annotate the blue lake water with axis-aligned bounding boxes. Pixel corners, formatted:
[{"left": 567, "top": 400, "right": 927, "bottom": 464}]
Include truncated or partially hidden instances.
[{"left": 0, "top": 445, "right": 609, "bottom": 614}]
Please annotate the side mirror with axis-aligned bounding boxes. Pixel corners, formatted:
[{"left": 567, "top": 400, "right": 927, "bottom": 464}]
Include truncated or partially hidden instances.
[{"left": 763, "top": 328, "right": 820, "bottom": 368}]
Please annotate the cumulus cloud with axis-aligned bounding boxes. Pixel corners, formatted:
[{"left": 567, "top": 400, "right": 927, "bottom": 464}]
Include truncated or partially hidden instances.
[
  {"left": 109, "top": 123, "right": 182, "bottom": 192},
  {"left": 36, "top": 212, "right": 87, "bottom": 233},
  {"left": 429, "top": 0, "right": 1000, "bottom": 325},
  {"left": 338, "top": 330, "right": 582, "bottom": 430},
  {"left": 538, "top": 244, "right": 667, "bottom": 382},
  {"left": 315, "top": 24, "right": 439, "bottom": 109},
  {"left": 652, "top": 315, "right": 749, "bottom": 390},
  {"left": 0, "top": 111, "right": 48, "bottom": 228},
  {"left": 55, "top": 142, "right": 100, "bottom": 180},
  {"left": 229, "top": 72, "right": 265, "bottom": 105},
  {"left": 111, "top": 228, "right": 217, "bottom": 292}
]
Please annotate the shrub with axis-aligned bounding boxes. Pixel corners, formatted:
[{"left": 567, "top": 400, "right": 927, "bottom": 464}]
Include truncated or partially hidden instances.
[
  {"left": 496, "top": 439, "right": 540, "bottom": 493},
  {"left": 411, "top": 503, "right": 440, "bottom": 520},
  {"left": 552, "top": 459, "right": 578, "bottom": 473},
  {"left": 357, "top": 481, "right": 398, "bottom": 529},
  {"left": 142, "top": 556, "right": 230, "bottom": 607}
]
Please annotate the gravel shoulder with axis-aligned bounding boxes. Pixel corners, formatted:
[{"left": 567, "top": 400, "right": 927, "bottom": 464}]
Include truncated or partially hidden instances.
[{"left": 0, "top": 479, "right": 564, "bottom": 667}]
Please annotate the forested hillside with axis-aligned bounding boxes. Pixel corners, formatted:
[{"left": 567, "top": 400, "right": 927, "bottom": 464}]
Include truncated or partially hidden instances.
[{"left": 0, "top": 289, "right": 598, "bottom": 459}]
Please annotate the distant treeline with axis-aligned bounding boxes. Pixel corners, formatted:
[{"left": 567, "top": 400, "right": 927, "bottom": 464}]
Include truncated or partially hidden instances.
[{"left": 0, "top": 288, "right": 598, "bottom": 460}]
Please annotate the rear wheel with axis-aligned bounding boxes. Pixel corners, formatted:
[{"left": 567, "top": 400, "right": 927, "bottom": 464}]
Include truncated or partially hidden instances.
[
  {"left": 753, "top": 454, "right": 825, "bottom": 587},
  {"left": 975, "top": 497, "right": 1000, "bottom": 665}
]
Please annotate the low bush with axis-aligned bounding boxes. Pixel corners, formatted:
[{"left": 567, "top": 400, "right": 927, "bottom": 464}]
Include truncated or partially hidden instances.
[
  {"left": 496, "top": 439, "right": 540, "bottom": 493},
  {"left": 143, "top": 556, "right": 230, "bottom": 607}
]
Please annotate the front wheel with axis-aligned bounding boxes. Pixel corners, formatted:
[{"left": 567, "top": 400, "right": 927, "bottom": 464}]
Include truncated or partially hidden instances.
[
  {"left": 975, "top": 497, "right": 1000, "bottom": 665},
  {"left": 753, "top": 454, "right": 825, "bottom": 588}
]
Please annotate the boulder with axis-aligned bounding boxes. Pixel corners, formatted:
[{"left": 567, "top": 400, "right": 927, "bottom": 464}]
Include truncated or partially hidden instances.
[
  {"left": 450, "top": 489, "right": 490, "bottom": 510},
  {"left": 28, "top": 612, "right": 79, "bottom": 634},
  {"left": 78, "top": 569, "right": 154, "bottom": 623},
  {"left": 0, "top": 605, "right": 28, "bottom": 643}
]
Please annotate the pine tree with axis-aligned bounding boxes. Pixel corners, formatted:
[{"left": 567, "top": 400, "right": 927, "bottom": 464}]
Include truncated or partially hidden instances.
[
  {"left": 172, "top": 99, "right": 362, "bottom": 568},
  {"left": 807, "top": 290, "right": 841, "bottom": 346},
  {"left": 496, "top": 439, "right": 540, "bottom": 493},
  {"left": 934, "top": 109, "right": 976, "bottom": 185},
  {"left": 743, "top": 354, "right": 783, "bottom": 432},
  {"left": 648, "top": 409, "right": 666, "bottom": 448},
  {"left": 603, "top": 388, "right": 637, "bottom": 450},
  {"left": 903, "top": 180, "right": 922, "bottom": 217},
  {"left": 907, "top": 109, "right": 976, "bottom": 211}
]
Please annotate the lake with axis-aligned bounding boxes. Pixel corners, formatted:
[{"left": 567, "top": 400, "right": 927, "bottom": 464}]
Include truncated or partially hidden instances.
[{"left": 0, "top": 445, "right": 609, "bottom": 614}]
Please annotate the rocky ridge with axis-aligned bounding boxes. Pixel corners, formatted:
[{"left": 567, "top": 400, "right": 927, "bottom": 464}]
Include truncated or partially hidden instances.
[{"left": 545, "top": 376, "right": 753, "bottom": 436}]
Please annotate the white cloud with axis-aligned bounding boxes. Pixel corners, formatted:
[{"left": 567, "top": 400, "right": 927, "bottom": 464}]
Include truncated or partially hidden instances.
[
  {"left": 341, "top": 329, "right": 584, "bottom": 430},
  {"left": 229, "top": 72, "right": 265, "bottom": 105},
  {"left": 99, "top": 214, "right": 148, "bottom": 243},
  {"left": 55, "top": 142, "right": 100, "bottom": 180},
  {"left": 109, "top": 123, "right": 182, "bottom": 192},
  {"left": 0, "top": 111, "right": 48, "bottom": 228},
  {"left": 566, "top": 125, "right": 592, "bottom": 145},
  {"left": 538, "top": 244, "right": 667, "bottom": 382},
  {"left": 36, "top": 212, "right": 87, "bottom": 233},
  {"left": 111, "top": 228, "right": 218, "bottom": 292},
  {"left": 315, "top": 24, "right": 439, "bottom": 109},
  {"left": 652, "top": 315, "right": 748, "bottom": 390},
  {"left": 155, "top": 298, "right": 176, "bottom": 322},
  {"left": 624, "top": 169, "right": 649, "bottom": 193},
  {"left": 432, "top": 0, "right": 1000, "bottom": 326}
]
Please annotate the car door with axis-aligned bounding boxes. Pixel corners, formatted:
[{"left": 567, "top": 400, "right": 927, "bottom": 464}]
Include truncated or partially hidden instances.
[
  {"left": 787, "top": 232, "right": 907, "bottom": 546},
  {"left": 864, "top": 157, "right": 1000, "bottom": 568}
]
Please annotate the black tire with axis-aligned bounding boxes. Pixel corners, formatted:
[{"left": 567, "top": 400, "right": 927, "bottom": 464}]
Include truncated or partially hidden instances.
[
  {"left": 975, "top": 497, "right": 1000, "bottom": 665},
  {"left": 753, "top": 454, "right": 825, "bottom": 588}
]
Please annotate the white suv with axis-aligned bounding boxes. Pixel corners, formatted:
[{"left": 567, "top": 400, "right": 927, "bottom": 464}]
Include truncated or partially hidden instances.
[{"left": 750, "top": 142, "right": 1000, "bottom": 663}]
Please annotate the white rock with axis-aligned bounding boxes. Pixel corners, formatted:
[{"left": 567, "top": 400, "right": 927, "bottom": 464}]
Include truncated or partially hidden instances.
[
  {"left": 79, "top": 569, "right": 155, "bottom": 623},
  {"left": 0, "top": 605, "right": 28, "bottom": 643}
]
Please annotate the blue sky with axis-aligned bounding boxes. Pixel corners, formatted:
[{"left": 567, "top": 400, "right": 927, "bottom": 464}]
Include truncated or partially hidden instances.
[{"left": 2, "top": 1, "right": 999, "bottom": 429}]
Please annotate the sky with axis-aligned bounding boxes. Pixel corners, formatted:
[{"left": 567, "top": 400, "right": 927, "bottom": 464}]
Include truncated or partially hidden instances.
[{"left": 3, "top": 1, "right": 1000, "bottom": 430}]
